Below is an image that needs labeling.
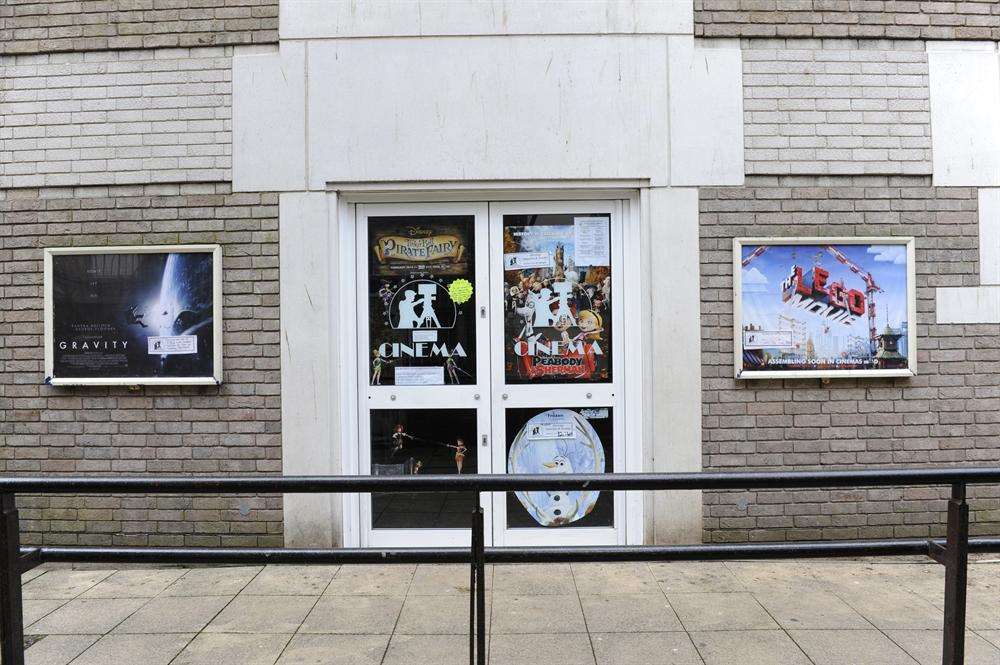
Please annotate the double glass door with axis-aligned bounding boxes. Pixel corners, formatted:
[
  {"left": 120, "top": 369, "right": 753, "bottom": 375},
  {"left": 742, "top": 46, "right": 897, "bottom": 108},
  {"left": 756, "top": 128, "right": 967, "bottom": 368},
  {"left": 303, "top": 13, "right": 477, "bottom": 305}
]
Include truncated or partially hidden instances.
[{"left": 356, "top": 200, "right": 625, "bottom": 547}]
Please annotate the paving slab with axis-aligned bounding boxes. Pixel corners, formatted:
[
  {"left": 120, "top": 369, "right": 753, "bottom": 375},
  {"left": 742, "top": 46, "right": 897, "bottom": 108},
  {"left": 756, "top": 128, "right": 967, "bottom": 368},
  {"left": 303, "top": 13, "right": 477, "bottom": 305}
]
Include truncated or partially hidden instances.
[
  {"left": 978, "top": 630, "right": 1000, "bottom": 649},
  {"left": 590, "top": 632, "right": 703, "bottom": 665},
  {"left": 80, "top": 568, "right": 187, "bottom": 598},
  {"left": 834, "top": 586, "right": 943, "bottom": 630},
  {"left": 666, "top": 592, "right": 778, "bottom": 631},
  {"left": 382, "top": 634, "right": 470, "bottom": 665},
  {"left": 489, "top": 633, "right": 596, "bottom": 665},
  {"left": 724, "top": 562, "right": 827, "bottom": 594},
  {"left": 299, "top": 594, "right": 404, "bottom": 634},
  {"left": 323, "top": 565, "right": 415, "bottom": 596},
  {"left": 491, "top": 564, "right": 575, "bottom": 595},
  {"left": 650, "top": 562, "right": 745, "bottom": 594},
  {"left": 274, "top": 634, "right": 389, "bottom": 665},
  {"left": 171, "top": 633, "right": 292, "bottom": 665},
  {"left": 753, "top": 590, "right": 872, "bottom": 629},
  {"left": 114, "top": 595, "right": 233, "bottom": 633},
  {"left": 491, "top": 593, "right": 587, "bottom": 634},
  {"left": 22, "top": 570, "right": 115, "bottom": 600},
  {"left": 204, "top": 594, "right": 316, "bottom": 634},
  {"left": 395, "top": 593, "right": 491, "bottom": 634},
  {"left": 408, "top": 563, "right": 492, "bottom": 596},
  {"left": 22, "top": 600, "right": 67, "bottom": 626},
  {"left": 788, "top": 629, "right": 919, "bottom": 665},
  {"left": 25, "top": 597, "right": 148, "bottom": 635},
  {"left": 964, "top": 591, "right": 1000, "bottom": 630},
  {"left": 572, "top": 563, "right": 659, "bottom": 595},
  {"left": 160, "top": 566, "right": 262, "bottom": 597},
  {"left": 689, "top": 630, "right": 811, "bottom": 665},
  {"left": 68, "top": 632, "right": 193, "bottom": 665},
  {"left": 884, "top": 629, "right": 1000, "bottom": 665},
  {"left": 23, "top": 634, "right": 99, "bottom": 665},
  {"left": 241, "top": 565, "right": 340, "bottom": 596},
  {"left": 579, "top": 594, "right": 684, "bottom": 633}
]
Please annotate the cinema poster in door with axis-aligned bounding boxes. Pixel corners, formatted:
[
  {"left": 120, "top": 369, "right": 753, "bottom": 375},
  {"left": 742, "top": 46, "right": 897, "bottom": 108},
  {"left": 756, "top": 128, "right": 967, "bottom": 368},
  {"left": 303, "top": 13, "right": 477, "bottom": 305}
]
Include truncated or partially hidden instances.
[
  {"left": 502, "top": 214, "right": 612, "bottom": 384},
  {"left": 44, "top": 245, "right": 223, "bottom": 385},
  {"left": 368, "top": 216, "right": 477, "bottom": 387},
  {"left": 734, "top": 238, "right": 916, "bottom": 379}
]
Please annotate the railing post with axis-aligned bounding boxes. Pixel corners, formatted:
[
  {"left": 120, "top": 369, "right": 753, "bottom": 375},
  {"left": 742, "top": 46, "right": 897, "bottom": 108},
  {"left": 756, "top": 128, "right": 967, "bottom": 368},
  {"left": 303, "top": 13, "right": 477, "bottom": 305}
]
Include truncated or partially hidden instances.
[
  {"left": 473, "top": 491, "right": 486, "bottom": 665},
  {"left": 468, "top": 492, "right": 478, "bottom": 665},
  {"left": 1, "top": 493, "right": 26, "bottom": 665},
  {"left": 941, "top": 483, "right": 969, "bottom": 665}
]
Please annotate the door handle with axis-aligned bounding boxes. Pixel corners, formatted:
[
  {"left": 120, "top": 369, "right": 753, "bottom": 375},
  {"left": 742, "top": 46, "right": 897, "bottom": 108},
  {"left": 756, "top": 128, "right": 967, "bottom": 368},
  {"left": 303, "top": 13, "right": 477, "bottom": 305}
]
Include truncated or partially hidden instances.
[{"left": 481, "top": 434, "right": 488, "bottom": 448}]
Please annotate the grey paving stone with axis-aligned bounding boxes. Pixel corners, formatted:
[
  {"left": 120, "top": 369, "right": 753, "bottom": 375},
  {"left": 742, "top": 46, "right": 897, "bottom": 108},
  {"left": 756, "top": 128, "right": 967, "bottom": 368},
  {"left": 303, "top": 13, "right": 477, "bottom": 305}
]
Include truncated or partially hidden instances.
[
  {"left": 491, "top": 593, "right": 587, "bottom": 634},
  {"left": 666, "top": 592, "right": 778, "bottom": 631},
  {"left": 23, "top": 599, "right": 67, "bottom": 626},
  {"left": 160, "top": 566, "right": 262, "bottom": 597},
  {"left": 591, "top": 632, "right": 703, "bottom": 665},
  {"left": 489, "top": 633, "right": 596, "bottom": 665},
  {"left": 965, "top": 592, "right": 1000, "bottom": 630},
  {"left": 753, "top": 590, "right": 872, "bottom": 629},
  {"left": 323, "top": 565, "right": 415, "bottom": 596},
  {"left": 690, "top": 630, "right": 811, "bottom": 665},
  {"left": 171, "top": 633, "right": 292, "bottom": 665},
  {"left": 580, "top": 594, "right": 684, "bottom": 632},
  {"left": 572, "top": 563, "right": 659, "bottom": 595},
  {"left": 725, "top": 561, "right": 828, "bottom": 593},
  {"left": 382, "top": 634, "right": 470, "bottom": 665},
  {"left": 25, "top": 597, "right": 148, "bottom": 635},
  {"left": 299, "top": 595, "right": 404, "bottom": 634},
  {"left": 491, "top": 564, "right": 576, "bottom": 595},
  {"left": 22, "top": 570, "right": 115, "bottom": 600},
  {"left": 274, "top": 634, "right": 388, "bottom": 665},
  {"left": 978, "top": 630, "right": 1000, "bottom": 649},
  {"left": 408, "top": 563, "right": 492, "bottom": 596},
  {"left": 81, "top": 568, "right": 187, "bottom": 598},
  {"left": 69, "top": 632, "right": 193, "bottom": 665},
  {"left": 241, "top": 565, "right": 340, "bottom": 596},
  {"left": 23, "top": 634, "right": 99, "bottom": 665},
  {"left": 204, "top": 594, "right": 316, "bottom": 634},
  {"left": 114, "top": 595, "right": 233, "bottom": 633},
  {"left": 650, "top": 562, "right": 745, "bottom": 594},
  {"left": 395, "top": 593, "right": 490, "bottom": 634},
  {"left": 885, "top": 629, "right": 1000, "bottom": 665},
  {"left": 788, "top": 629, "right": 920, "bottom": 665},
  {"left": 835, "top": 586, "right": 943, "bottom": 630}
]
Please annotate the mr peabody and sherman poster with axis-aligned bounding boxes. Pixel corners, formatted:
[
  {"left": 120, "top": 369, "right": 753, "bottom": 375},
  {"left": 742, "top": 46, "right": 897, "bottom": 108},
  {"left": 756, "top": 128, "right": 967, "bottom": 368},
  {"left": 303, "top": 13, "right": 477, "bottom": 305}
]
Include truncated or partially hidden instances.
[{"left": 47, "top": 247, "right": 219, "bottom": 382}]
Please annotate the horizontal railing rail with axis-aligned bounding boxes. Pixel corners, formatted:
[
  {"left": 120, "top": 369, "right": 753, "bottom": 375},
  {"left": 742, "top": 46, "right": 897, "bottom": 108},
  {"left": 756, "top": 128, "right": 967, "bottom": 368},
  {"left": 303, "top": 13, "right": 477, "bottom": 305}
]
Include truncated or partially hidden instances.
[{"left": 2, "top": 466, "right": 999, "bottom": 665}]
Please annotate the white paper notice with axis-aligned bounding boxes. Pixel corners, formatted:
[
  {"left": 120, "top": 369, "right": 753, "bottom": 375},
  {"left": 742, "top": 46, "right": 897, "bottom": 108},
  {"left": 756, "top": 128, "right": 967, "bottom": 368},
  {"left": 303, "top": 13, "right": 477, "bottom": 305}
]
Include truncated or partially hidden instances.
[
  {"left": 412, "top": 330, "right": 438, "bottom": 343},
  {"left": 573, "top": 217, "right": 610, "bottom": 266},
  {"left": 395, "top": 366, "right": 444, "bottom": 386},
  {"left": 147, "top": 335, "right": 198, "bottom": 355},
  {"left": 743, "top": 330, "right": 793, "bottom": 350},
  {"left": 504, "top": 252, "right": 552, "bottom": 270},
  {"left": 527, "top": 422, "right": 576, "bottom": 440}
]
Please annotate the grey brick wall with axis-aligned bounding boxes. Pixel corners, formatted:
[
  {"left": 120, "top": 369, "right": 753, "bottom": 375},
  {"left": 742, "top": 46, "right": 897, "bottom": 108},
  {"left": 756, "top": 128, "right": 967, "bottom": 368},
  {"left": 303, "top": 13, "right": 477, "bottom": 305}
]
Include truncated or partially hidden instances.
[
  {"left": 700, "top": 176, "right": 1000, "bottom": 542},
  {"left": 744, "top": 39, "right": 931, "bottom": 176},
  {"left": 695, "top": 0, "right": 1000, "bottom": 40},
  {"left": 0, "top": 45, "right": 257, "bottom": 189},
  {"left": 0, "top": 183, "right": 283, "bottom": 547},
  {"left": 0, "top": 0, "right": 278, "bottom": 56}
]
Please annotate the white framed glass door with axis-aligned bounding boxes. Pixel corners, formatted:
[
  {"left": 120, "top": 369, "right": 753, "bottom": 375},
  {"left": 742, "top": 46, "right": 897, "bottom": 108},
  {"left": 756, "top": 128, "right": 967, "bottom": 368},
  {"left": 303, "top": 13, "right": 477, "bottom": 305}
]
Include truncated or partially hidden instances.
[{"left": 488, "top": 200, "right": 626, "bottom": 546}]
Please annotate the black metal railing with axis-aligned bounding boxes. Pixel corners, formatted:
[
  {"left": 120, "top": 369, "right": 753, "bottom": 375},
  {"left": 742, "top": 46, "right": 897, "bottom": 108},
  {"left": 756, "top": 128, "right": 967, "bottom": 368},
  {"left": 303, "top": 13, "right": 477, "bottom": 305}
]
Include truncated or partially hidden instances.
[{"left": 2, "top": 467, "right": 1000, "bottom": 665}]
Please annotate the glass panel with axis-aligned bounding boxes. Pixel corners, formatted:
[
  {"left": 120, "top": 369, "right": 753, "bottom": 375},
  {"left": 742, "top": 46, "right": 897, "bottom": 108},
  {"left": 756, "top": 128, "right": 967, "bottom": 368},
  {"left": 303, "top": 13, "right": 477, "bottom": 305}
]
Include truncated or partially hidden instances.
[
  {"left": 370, "top": 409, "right": 477, "bottom": 529},
  {"left": 501, "top": 213, "right": 612, "bottom": 384},
  {"left": 368, "top": 216, "right": 476, "bottom": 386},
  {"left": 505, "top": 407, "right": 613, "bottom": 528}
]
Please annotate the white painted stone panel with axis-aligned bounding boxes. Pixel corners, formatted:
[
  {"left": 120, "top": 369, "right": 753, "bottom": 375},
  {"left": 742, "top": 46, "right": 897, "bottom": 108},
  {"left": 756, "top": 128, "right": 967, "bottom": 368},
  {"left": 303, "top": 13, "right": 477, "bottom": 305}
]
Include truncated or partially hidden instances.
[
  {"left": 306, "top": 35, "right": 670, "bottom": 188},
  {"left": 668, "top": 37, "right": 744, "bottom": 186},
  {"left": 280, "top": 192, "right": 338, "bottom": 547},
  {"left": 936, "top": 286, "right": 1000, "bottom": 324},
  {"left": 927, "top": 42, "right": 1000, "bottom": 186},
  {"left": 233, "top": 43, "right": 307, "bottom": 192},
  {"left": 979, "top": 189, "right": 1000, "bottom": 285},
  {"left": 281, "top": 0, "right": 692, "bottom": 40}
]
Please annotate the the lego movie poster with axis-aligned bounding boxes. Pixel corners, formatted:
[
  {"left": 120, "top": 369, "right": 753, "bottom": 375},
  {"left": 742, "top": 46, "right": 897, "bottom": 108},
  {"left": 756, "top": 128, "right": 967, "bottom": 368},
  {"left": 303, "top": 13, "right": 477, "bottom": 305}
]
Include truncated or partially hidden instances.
[
  {"left": 368, "top": 216, "right": 477, "bottom": 386},
  {"left": 739, "top": 242, "right": 910, "bottom": 374},
  {"left": 503, "top": 214, "right": 612, "bottom": 384}
]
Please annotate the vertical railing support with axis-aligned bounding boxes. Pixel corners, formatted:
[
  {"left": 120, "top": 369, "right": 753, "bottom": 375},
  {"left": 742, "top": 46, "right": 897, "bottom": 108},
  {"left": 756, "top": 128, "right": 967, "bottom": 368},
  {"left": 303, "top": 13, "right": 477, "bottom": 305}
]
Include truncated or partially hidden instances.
[
  {"left": 468, "top": 492, "right": 478, "bottom": 665},
  {"left": 941, "top": 483, "right": 969, "bottom": 665},
  {"left": 473, "top": 492, "right": 486, "bottom": 665},
  {"left": 1, "top": 493, "right": 26, "bottom": 665}
]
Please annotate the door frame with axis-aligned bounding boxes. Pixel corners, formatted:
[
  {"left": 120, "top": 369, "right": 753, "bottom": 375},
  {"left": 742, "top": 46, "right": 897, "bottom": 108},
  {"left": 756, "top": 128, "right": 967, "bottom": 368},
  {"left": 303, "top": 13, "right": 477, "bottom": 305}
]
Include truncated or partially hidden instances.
[{"left": 334, "top": 185, "right": 646, "bottom": 548}]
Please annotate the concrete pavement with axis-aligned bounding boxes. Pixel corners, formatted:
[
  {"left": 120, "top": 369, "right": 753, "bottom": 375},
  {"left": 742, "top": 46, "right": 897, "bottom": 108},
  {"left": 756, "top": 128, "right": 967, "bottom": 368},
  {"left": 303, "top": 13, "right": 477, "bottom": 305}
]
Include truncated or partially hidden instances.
[{"left": 9, "top": 557, "right": 1000, "bottom": 664}]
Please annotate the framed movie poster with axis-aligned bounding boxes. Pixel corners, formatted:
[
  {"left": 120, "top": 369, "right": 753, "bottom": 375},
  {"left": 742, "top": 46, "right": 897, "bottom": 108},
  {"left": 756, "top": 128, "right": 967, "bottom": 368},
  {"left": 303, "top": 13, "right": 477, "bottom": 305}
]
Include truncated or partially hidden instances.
[
  {"left": 734, "top": 238, "right": 916, "bottom": 380},
  {"left": 44, "top": 245, "right": 223, "bottom": 385}
]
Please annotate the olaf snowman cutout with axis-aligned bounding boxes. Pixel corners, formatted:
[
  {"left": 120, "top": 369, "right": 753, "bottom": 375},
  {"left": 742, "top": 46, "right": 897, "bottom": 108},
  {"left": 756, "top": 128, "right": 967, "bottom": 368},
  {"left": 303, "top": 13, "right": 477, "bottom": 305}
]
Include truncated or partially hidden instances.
[{"left": 537, "top": 451, "right": 581, "bottom": 525}]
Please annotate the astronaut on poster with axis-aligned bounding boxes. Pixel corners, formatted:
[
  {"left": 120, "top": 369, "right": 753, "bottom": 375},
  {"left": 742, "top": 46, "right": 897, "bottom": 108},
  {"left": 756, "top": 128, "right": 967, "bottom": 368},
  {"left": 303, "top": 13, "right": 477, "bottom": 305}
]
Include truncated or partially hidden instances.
[{"left": 502, "top": 214, "right": 612, "bottom": 384}]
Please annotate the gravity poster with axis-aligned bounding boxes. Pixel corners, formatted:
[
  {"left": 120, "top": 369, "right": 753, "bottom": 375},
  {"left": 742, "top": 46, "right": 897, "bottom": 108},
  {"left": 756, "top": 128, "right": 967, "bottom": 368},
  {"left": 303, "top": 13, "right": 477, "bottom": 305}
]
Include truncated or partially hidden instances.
[
  {"left": 50, "top": 251, "right": 217, "bottom": 380},
  {"left": 739, "top": 242, "right": 910, "bottom": 373},
  {"left": 502, "top": 214, "right": 612, "bottom": 384},
  {"left": 368, "top": 216, "right": 477, "bottom": 386}
]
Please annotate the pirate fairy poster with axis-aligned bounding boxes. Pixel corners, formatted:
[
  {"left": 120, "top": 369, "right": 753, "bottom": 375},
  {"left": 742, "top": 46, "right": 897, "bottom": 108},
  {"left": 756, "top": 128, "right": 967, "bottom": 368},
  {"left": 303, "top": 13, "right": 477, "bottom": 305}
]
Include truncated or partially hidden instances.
[
  {"left": 368, "top": 216, "right": 477, "bottom": 386},
  {"left": 502, "top": 214, "right": 612, "bottom": 384}
]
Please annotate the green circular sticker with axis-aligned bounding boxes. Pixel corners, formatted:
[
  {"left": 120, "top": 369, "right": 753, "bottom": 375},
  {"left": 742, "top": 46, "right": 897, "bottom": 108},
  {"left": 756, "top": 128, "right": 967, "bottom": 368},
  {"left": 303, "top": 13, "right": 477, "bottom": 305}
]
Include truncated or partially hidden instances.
[{"left": 449, "top": 278, "right": 474, "bottom": 304}]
